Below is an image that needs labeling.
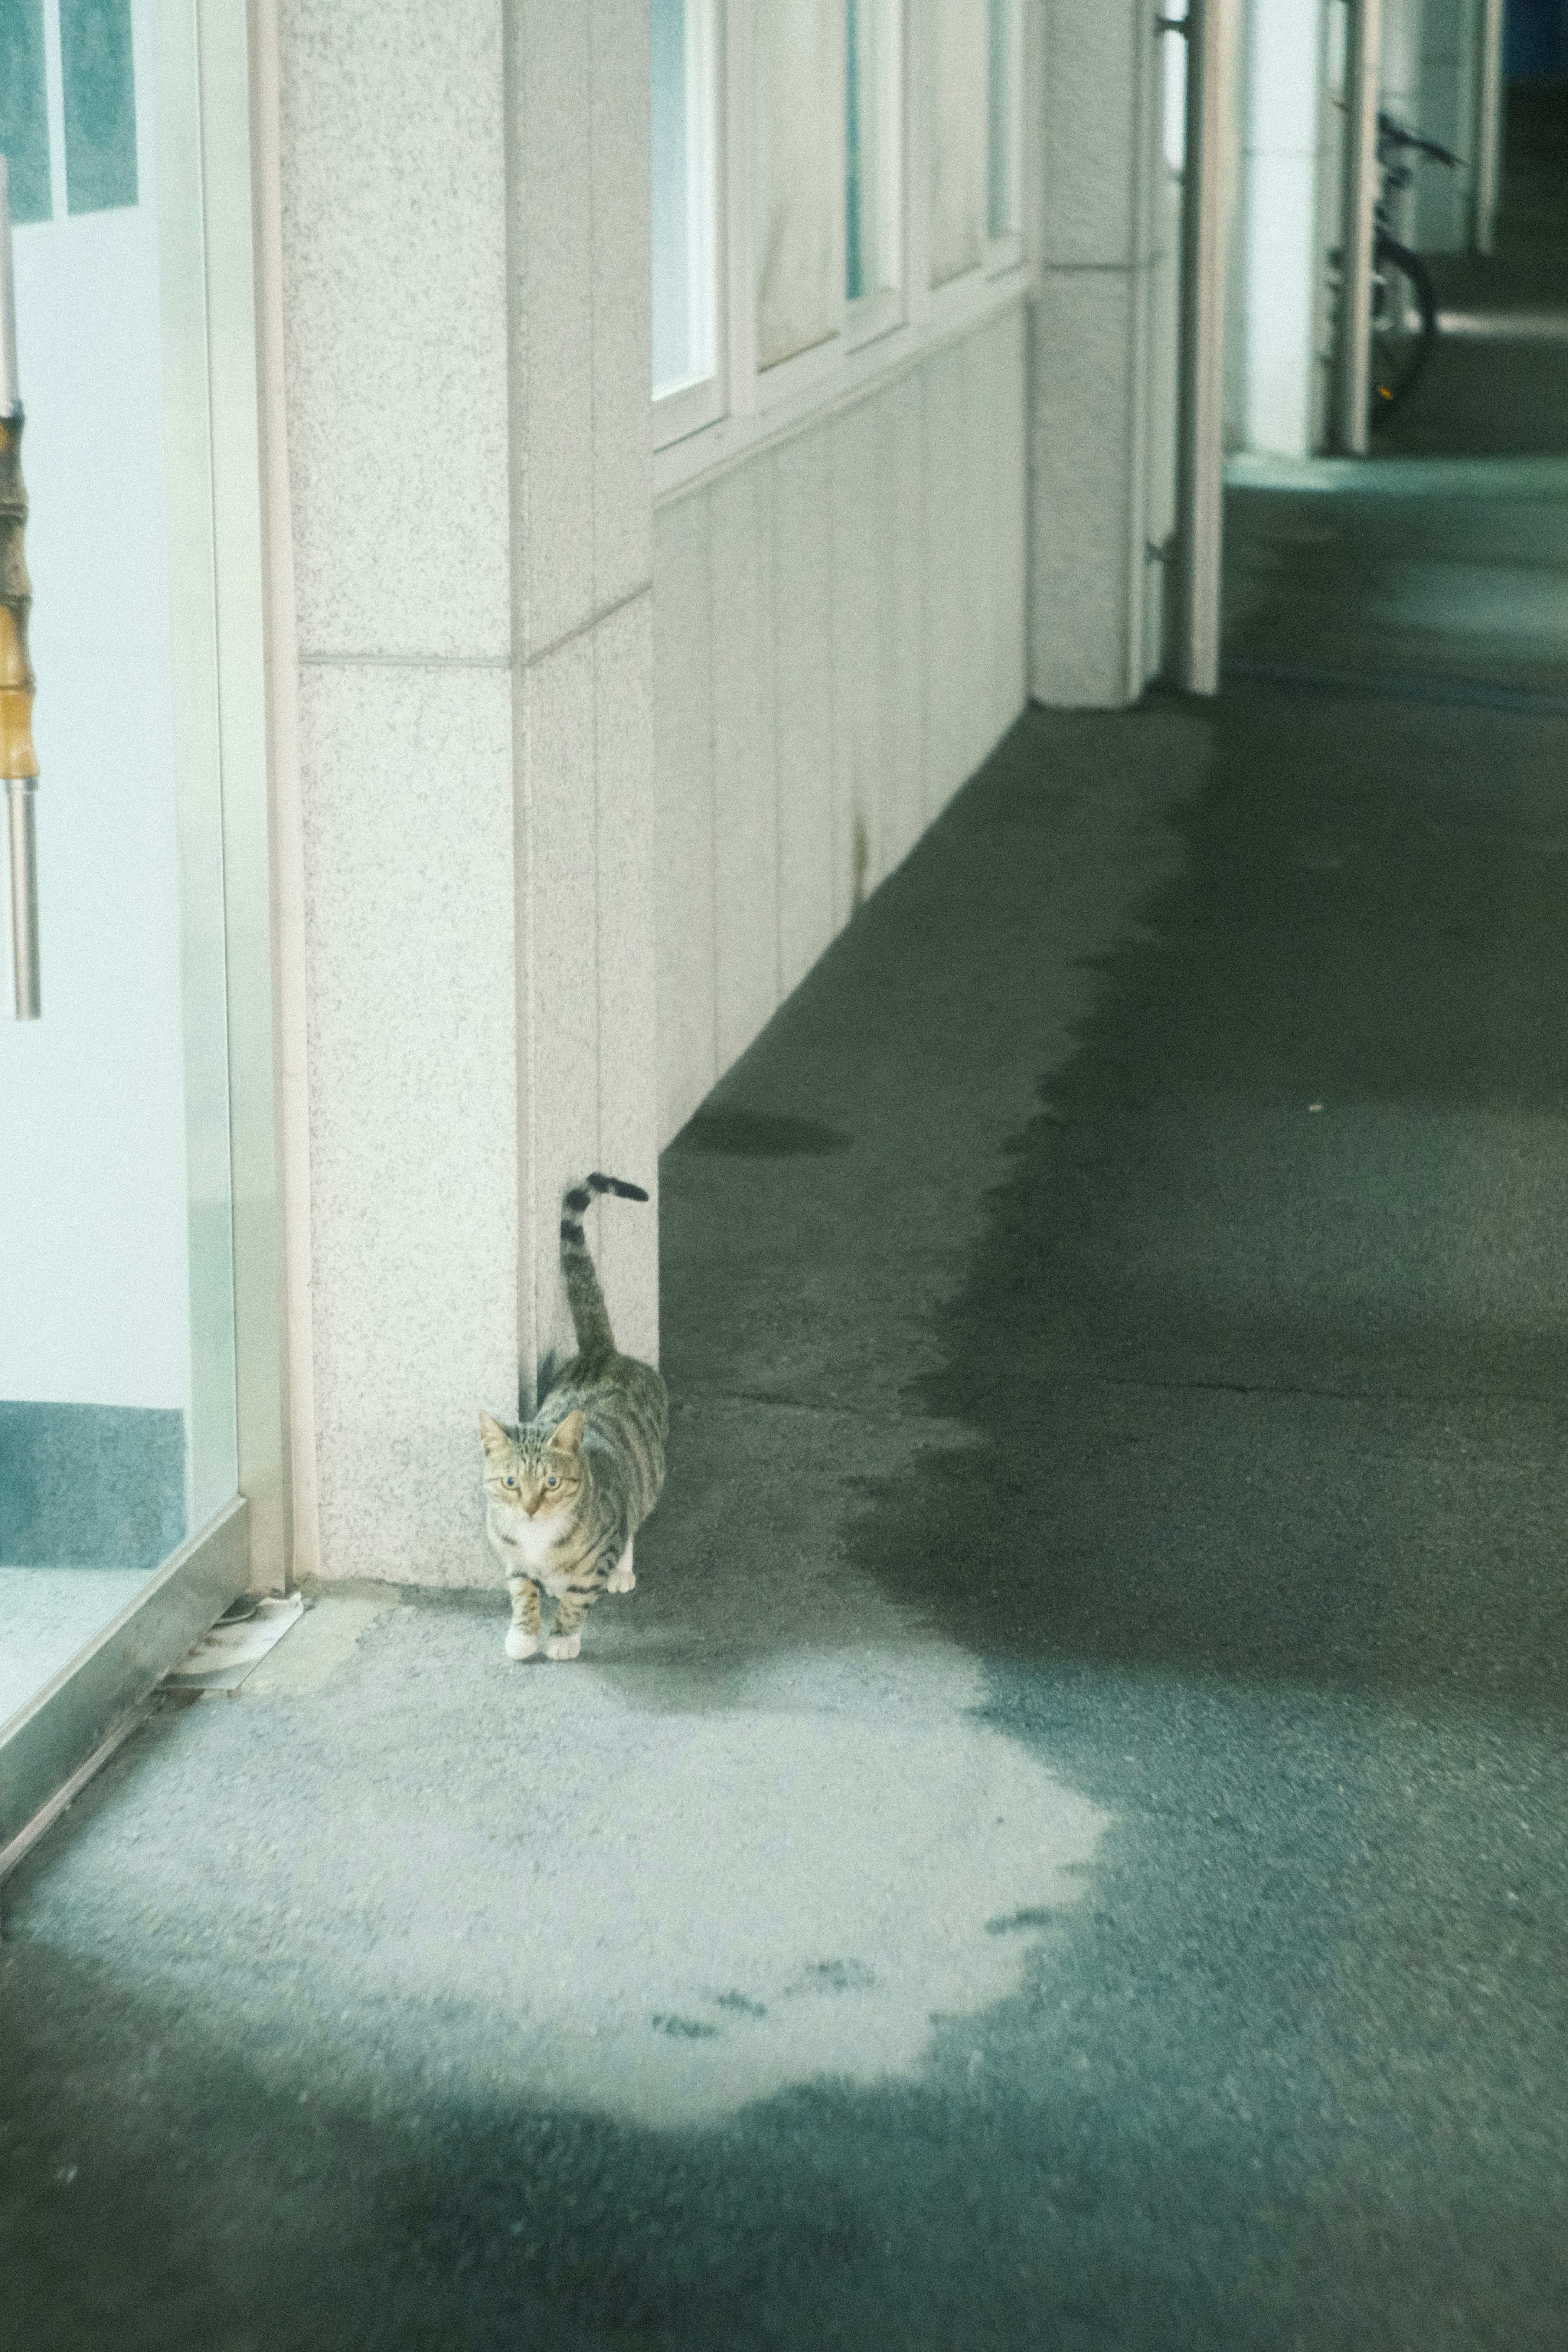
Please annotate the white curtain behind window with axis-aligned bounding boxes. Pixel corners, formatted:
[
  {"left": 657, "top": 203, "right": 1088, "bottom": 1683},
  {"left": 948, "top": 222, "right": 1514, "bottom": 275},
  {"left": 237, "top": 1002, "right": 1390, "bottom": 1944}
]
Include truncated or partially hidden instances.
[
  {"left": 755, "top": 0, "right": 844, "bottom": 369},
  {"left": 928, "top": 0, "right": 987, "bottom": 285}
]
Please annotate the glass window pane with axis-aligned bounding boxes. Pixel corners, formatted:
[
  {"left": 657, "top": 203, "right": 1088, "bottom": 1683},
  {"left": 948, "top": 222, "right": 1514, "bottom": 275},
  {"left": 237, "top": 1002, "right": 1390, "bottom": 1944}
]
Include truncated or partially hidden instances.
[
  {"left": 62, "top": 0, "right": 139, "bottom": 216},
  {"left": 987, "top": 0, "right": 1020, "bottom": 241},
  {"left": 0, "top": 0, "right": 53, "bottom": 224},
  {"left": 928, "top": 0, "right": 986, "bottom": 286},
  {"left": 652, "top": 0, "right": 717, "bottom": 400},
  {"left": 846, "top": 0, "right": 900, "bottom": 304},
  {"left": 755, "top": 0, "right": 843, "bottom": 370},
  {"left": 2, "top": 0, "right": 238, "bottom": 1715}
]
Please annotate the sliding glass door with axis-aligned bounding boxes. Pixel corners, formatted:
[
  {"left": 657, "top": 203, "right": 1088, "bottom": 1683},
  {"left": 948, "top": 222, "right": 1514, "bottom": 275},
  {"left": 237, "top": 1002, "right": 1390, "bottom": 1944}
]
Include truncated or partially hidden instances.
[{"left": 0, "top": 0, "right": 265, "bottom": 1853}]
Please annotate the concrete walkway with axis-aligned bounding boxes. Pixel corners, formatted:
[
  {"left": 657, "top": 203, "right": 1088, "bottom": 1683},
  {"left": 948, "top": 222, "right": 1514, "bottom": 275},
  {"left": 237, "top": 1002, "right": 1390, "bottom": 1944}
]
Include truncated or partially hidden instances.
[
  {"left": 8, "top": 653, "right": 1568, "bottom": 2343},
  {"left": 8, "top": 143, "right": 1568, "bottom": 2352}
]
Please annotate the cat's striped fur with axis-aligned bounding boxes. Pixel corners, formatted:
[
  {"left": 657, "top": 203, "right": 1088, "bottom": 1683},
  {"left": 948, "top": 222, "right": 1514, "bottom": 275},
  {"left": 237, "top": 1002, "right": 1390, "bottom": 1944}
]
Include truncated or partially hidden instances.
[{"left": 479, "top": 1174, "right": 667, "bottom": 1662}]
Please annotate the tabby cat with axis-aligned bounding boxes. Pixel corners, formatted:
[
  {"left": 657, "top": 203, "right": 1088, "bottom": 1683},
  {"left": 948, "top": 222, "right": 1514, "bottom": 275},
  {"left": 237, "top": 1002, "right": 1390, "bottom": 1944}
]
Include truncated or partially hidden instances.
[{"left": 479, "top": 1174, "right": 667, "bottom": 1662}]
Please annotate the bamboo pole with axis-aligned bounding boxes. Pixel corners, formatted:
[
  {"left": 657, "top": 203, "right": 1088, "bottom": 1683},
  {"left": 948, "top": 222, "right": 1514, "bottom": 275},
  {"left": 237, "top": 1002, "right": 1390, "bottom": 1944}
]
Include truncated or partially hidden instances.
[{"left": 0, "top": 154, "right": 40, "bottom": 1021}]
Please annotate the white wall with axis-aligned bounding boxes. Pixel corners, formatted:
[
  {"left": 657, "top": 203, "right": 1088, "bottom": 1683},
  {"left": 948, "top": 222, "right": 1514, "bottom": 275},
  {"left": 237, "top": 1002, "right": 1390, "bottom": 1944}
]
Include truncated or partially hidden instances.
[
  {"left": 274, "top": 0, "right": 656, "bottom": 1586},
  {"left": 651, "top": 303, "right": 1028, "bottom": 1150}
]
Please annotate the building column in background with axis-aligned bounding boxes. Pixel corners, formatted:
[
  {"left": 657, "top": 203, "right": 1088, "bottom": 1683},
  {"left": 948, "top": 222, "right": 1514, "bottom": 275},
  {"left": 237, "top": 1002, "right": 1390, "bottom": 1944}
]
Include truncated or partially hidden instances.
[
  {"left": 1229, "top": 0, "right": 1332, "bottom": 459},
  {"left": 1029, "top": 0, "right": 1173, "bottom": 708},
  {"left": 1416, "top": 0, "right": 1481, "bottom": 249}
]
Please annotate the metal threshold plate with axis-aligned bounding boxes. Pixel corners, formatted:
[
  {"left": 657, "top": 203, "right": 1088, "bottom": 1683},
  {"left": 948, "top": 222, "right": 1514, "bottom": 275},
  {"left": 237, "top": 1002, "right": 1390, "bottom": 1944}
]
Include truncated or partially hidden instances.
[{"left": 164, "top": 1591, "right": 305, "bottom": 1692}]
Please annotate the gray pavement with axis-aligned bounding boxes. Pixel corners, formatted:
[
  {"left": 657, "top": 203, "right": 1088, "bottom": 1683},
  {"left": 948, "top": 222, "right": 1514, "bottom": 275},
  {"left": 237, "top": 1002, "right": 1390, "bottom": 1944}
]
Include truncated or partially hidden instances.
[{"left": 7, "top": 662, "right": 1568, "bottom": 2348}]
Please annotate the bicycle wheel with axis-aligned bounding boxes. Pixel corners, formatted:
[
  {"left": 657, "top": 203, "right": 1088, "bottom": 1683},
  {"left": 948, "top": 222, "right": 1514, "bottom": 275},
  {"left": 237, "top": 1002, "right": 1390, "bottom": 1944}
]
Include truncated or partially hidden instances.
[{"left": 1368, "top": 235, "right": 1436, "bottom": 427}]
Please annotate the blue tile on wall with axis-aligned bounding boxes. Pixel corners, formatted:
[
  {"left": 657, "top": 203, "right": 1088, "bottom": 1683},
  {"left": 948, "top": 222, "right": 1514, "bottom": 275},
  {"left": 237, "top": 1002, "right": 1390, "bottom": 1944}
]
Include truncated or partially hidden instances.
[
  {"left": 0, "top": 1402, "right": 186, "bottom": 1571},
  {"left": 62, "top": 0, "right": 137, "bottom": 216},
  {"left": 0, "top": 0, "right": 52, "bottom": 224}
]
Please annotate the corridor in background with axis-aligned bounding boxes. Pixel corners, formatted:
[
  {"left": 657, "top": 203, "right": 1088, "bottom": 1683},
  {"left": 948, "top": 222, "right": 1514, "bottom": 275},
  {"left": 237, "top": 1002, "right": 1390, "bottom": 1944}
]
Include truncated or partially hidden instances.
[{"left": 1226, "top": 63, "right": 1568, "bottom": 700}]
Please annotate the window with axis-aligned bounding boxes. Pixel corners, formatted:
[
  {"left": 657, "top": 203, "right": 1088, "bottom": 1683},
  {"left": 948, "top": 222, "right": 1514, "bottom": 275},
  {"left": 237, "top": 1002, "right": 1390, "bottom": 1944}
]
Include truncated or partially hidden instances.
[
  {"left": 651, "top": 0, "right": 722, "bottom": 437},
  {"left": 845, "top": 0, "right": 902, "bottom": 334},
  {"left": 987, "top": 0, "right": 1025, "bottom": 247},
  {"left": 754, "top": 0, "right": 843, "bottom": 369},
  {"left": 928, "top": 0, "right": 986, "bottom": 285},
  {"left": 653, "top": 0, "right": 1027, "bottom": 470}
]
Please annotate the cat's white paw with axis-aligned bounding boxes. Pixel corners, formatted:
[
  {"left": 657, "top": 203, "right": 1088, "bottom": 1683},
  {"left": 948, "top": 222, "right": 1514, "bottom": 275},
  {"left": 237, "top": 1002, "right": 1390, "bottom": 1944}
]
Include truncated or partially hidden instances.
[
  {"left": 544, "top": 1631, "right": 581, "bottom": 1662},
  {"left": 606, "top": 1562, "right": 636, "bottom": 1593},
  {"left": 504, "top": 1626, "right": 539, "bottom": 1661}
]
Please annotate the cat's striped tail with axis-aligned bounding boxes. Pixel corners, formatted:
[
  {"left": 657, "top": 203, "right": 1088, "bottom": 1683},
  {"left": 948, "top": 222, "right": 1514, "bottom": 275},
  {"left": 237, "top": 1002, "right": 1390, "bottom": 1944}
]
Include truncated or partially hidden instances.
[{"left": 559, "top": 1172, "right": 648, "bottom": 1359}]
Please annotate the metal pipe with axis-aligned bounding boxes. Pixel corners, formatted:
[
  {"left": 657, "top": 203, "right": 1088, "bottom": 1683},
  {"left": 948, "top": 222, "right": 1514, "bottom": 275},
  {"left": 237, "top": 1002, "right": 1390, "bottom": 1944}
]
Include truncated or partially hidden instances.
[
  {"left": 7, "top": 779, "right": 38, "bottom": 1018},
  {"left": 0, "top": 154, "right": 40, "bottom": 1021},
  {"left": 1336, "top": 0, "right": 1383, "bottom": 457},
  {"left": 1473, "top": 0, "right": 1506, "bottom": 256}
]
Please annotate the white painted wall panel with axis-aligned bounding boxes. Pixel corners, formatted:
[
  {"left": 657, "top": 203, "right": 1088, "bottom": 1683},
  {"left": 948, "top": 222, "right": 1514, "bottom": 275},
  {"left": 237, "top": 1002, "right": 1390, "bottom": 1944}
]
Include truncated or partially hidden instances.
[
  {"left": 773, "top": 431, "right": 837, "bottom": 1002},
  {"left": 921, "top": 342, "right": 968, "bottom": 827},
  {"left": 829, "top": 398, "right": 883, "bottom": 931},
  {"left": 653, "top": 307, "right": 1030, "bottom": 1151},
  {"left": 995, "top": 308, "right": 1029, "bottom": 725},
  {"left": 594, "top": 595, "right": 660, "bottom": 1367},
  {"left": 884, "top": 372, "right": 928, "bottom": 876},
  {"left": 653, "top": 494, "right": 717, "bottom": 1145},
  {"left": 964, "top": 322, "right": 1003, "bottom": 771},
  {"left": 521, "top": 633, "right": 601, "bottom": 1382},
  {"left": 710, "top": 463, "right": 780, "bottom": 1073}
]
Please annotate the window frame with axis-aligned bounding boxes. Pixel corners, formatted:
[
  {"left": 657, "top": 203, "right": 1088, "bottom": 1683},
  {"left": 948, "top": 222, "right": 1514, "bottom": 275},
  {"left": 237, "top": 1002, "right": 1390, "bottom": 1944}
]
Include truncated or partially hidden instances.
[{"left": 653, "top": 0, "right": 1033, "bottom": 486}]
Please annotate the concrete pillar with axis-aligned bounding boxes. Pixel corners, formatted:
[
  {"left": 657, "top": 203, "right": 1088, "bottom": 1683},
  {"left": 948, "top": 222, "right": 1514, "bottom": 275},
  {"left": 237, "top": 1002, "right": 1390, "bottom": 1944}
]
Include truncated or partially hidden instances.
[
  {"left": 1416, "top": 0, "right": 1480, "bottom": 249},
  {"left": 1230, "top": 0, "right": 1330, "bottom": 459},
  {"left": 1029, "top": 0, "right": 1168, "bottom": 708},
  {"left": 271, "top": 1, "right": 656, "bottom": 1585},
  {"left": 505, "top": 4, "right": 659, "bottom": 1405}
]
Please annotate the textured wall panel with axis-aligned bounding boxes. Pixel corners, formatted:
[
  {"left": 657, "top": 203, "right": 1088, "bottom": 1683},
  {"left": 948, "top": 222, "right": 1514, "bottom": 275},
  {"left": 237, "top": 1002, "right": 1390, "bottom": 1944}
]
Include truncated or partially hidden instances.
[
  {"left": 772, "top": 431, "right": 836, "bottom": 1001},
  {"left": 711, "top": 462, "right": 780, "bottom": 1073},
  {"left": 594, "top": 593, "right": 660, "bottom": 1365},
  {"left": 653, "top": 309, "right": 1029, "bottom": 1151},
  {"left": 279, "top": 0, "right": 509, "bottom": 659},
  {"left": 521, "top": 633, "right": 601, "bottom": 1383},
  {"left": 829, "top": 398, "right": 884, "bottom": 931},
  {"left": 298, "top": 662, "right": 517, "bottom": 1584},
  {"left": 884, "top": 370, "right": 929, "bottom": 876},
  {"left": 653, "top": 493, "right": 717, "bottom": 1146}
]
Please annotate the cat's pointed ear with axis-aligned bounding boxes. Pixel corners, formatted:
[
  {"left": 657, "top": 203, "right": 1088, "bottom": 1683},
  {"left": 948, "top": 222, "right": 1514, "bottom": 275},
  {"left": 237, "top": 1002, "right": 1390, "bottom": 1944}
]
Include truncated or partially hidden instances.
[
  {"left": 479, "top": 1410, "right": 512, "bottom": 1459},
  {"left": 552, "top": 1410, "right": 586, "bottom": 1456}
]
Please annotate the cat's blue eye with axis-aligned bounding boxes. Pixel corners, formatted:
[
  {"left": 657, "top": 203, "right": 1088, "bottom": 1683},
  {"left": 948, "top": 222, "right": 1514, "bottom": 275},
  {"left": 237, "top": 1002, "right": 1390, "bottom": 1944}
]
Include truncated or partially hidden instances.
[
  {"left": 505, "top": 1475, "right": 516, "bottom": 1488},
  {"left": 546, "top": 1474, "right": 558, "bottom": 1488}
]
